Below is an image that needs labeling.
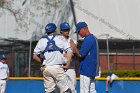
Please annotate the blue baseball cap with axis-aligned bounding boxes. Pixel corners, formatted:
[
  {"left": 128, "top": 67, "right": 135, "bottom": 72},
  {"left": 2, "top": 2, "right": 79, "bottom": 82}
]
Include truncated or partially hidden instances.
[
  {"left": 75, "top": 22, "right": 87, "bottom": 33},
  {"left": 60, "top": 22, "right": 70, "bottom": 30},
  {"left": 45, "top": 23, "right": 57, "bottom": 33},
  {"left": 0, "top": 54, "right": 7, "bottom": 59},
  {"left": 108, "top": 70, "right": 113, "bottom": 76}
]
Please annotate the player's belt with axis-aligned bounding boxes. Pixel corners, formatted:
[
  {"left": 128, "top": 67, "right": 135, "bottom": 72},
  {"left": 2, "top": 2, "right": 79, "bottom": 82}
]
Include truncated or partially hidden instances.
[
  {"left": 42, "top": 64, "right": 64, "bottom": 68},
  {"left": 57, "top": 64, "right": 64, "bottom": 65},
  {"left": 0, "top": 78, "right": 7, "bottom": 80}
]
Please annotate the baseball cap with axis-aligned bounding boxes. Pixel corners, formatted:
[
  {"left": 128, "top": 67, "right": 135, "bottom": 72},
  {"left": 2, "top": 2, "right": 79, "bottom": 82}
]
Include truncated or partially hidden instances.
[
  {"left": 0, "top": 54, "right": 7, "bottom": 59},
  {"left": 45, "top": 23, "right": 57, "bottom": 33},
  {"left": 60, "top": 22, "right": 70, "bottom": 30},
  {"left": 75, "top": 22, "right": 87, "bottom": 33},
  {"left": 108, "top": 70, "right": 113, "bottom": 76}
]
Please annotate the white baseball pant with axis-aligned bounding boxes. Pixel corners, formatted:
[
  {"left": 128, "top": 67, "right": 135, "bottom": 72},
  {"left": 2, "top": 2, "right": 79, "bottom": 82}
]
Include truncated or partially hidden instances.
[
  {"left": 80, "top": 74, "right": 96, "bottom": 93},
  {"left": 43, "top": 65, "right": 70, "bottom": 93},
  {"left": 0, "top": 80, "right": 7, "bottom": 93}
]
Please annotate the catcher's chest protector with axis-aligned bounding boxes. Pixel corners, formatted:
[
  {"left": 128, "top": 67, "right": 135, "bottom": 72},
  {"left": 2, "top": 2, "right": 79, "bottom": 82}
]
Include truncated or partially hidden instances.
[{"left": 44, "top": 35, "right": 61, "bottom": 52}]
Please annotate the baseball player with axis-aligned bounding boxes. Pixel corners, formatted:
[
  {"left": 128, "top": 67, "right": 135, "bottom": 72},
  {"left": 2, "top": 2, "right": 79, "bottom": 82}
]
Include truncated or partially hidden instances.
[
  {"left": 0, "top": 54, "right": 9, "bottom": 93},
  {"left": 75, "top": 22, "right": 99, "bottom": 93},
  {"left": 106, "top": 70, "right": 118, "bottom": 93},
  {"left": 33, "top": 23, "right": 73, "bottom": 93},
  {"left": 60, "top": 22, "right": 80, "bottom": 93}
]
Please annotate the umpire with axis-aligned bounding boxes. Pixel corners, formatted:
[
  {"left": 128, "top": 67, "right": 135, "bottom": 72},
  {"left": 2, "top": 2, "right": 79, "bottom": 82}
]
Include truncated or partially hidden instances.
[{"left": 33, "top": 23, "right": 73, "bottom": 93}]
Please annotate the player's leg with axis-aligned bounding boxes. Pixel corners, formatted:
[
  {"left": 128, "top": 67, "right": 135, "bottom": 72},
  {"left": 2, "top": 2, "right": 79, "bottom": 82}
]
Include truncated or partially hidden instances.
[
  {"left": 0, "top": 81, "right": 6, "bottom": 93},
  {"left": 51, "top": 65, "right": 71, "bottom": 93},
  {"left": 80, "top": 74, "right": 91, "bottom": 93},
  {"left": 89, "top": 79, "right": 96, "bottom": 93},
  {"left": 43, "top": 66, "right": 57, "bottom": 93},
  {"left": 66, "top": 69, "right": 76, "bottom": 93}
]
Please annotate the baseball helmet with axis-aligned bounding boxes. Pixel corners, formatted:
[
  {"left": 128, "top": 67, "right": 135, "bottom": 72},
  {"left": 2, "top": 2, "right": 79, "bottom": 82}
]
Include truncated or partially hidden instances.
[
  {"left": 45, "top": 23, "right": 57, "bottom": 33},
  {"left": 60, "top": 22, "right": 70, "bottom": 30},
  {"left": 0, "top": 54, "right": 7, "bottom": 59}
]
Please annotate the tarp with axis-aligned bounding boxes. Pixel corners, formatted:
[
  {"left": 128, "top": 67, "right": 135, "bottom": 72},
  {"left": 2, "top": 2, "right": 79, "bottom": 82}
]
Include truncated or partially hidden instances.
[
  {"left": 1, "top": 0, "right": 140, "bottom": 42},
  {"left": 0, "top": 0, "right": 76, "bottom": 42},
  {"left": 74, "top": 0, "right": 140, "bottom": 40}
]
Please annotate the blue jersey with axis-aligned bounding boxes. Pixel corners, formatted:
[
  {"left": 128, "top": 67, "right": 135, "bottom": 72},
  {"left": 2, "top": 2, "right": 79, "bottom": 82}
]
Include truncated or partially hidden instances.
[{"left": 79, "top": 34, "right": 98, "bottom": 77}]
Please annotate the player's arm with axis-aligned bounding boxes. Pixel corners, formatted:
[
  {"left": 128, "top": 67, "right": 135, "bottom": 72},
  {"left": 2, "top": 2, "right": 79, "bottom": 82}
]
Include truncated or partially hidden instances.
[
  {"left": 63, "top": 40, "right": 73, "bottom": 70},
  {"left": 64, "top": 50, "right": 72, "bottom": 70},
  {"left": 6, "top": 66, "right": 10, "bottom": 81},
  {"left": 80, "top": 38, "right": 94, "bottom": 58},
  {"left": 33, "top": 39, "right": 44, "bottom": 63},
  {"left": 33, "top": 54, "right": 42, "bottom": 63},
  {"left": 106, "top": 79, "right": 109, "bottom": 92},
  {"left": 106, "top": 76, "right": 110, "bottom": 92}
]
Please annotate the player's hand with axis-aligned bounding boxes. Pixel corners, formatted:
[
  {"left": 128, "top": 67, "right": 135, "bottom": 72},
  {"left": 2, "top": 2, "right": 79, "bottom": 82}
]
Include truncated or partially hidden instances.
[
  {"left": 6, "top": 77, "right": 9, "bottom": 81},
  {"left": 63, "top": 53, "right": 67, "bottom": 57},
  {"left": 40, "top": 65, "right": 45, "bottom": 72},
  {"left": 63, "top": 65, "right": 69, "bottom": 72}
]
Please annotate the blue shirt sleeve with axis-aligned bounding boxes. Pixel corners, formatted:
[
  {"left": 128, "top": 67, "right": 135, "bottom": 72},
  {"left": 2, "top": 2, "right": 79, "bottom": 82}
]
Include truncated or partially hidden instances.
[{"left": 80, "top": 36, "right": 95, "bottom": 57}]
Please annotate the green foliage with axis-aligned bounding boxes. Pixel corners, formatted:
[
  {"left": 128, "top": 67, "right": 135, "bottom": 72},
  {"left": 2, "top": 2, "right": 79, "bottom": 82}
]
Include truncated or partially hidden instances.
[{"left": 101, "top": 70, "right": 140, "bottom": 77}]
